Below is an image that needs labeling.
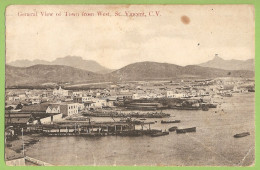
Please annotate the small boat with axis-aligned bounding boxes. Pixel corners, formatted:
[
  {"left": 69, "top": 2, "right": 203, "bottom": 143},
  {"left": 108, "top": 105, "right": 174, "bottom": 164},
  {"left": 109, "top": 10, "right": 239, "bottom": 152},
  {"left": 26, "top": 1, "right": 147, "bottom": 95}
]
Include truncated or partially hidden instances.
[
  {"left": 168, "top": 126, "right": 178, "bottom": 132},
  {"left": 151, "top": 131, "right": 169, "bottom": 137},
  {"left": 176, "top": 127, "right": 196, "bottom": 134},
  {"left": 202, "top": 106, "right": 209, "bottom": 111},
  {"left": 161, "top": 120, "right": 181, "bottom": 124},
  {"left": 209, "top": 103, "right": 217, "bottom": 108},
  {"left": 117, "top": 131, "right": 142, "bottom": 137},
  {"left": 234, "top": 132, "right": 250, "bottom": 138}
]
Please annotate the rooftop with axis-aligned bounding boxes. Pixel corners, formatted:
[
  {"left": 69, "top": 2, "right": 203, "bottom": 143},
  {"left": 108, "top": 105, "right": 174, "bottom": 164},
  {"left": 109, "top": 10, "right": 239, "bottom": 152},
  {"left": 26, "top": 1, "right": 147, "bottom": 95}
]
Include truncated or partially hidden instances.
[{"left": 21, "top": 103, "right": 50, "bottom": 112}]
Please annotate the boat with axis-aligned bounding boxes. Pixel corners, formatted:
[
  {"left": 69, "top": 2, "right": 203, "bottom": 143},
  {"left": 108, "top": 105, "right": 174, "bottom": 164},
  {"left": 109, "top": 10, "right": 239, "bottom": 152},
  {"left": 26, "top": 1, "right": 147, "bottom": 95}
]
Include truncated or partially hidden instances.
[
  {"left": 168, "top": 126, "right": 178, "bottom": 132},
  {"left": 117, "top": 131, "right": 142, "bottom": 137},
  {"left": 176, "top": 127, "right": 196, "bottom": 134},
  {"left": 161, "top": 120, "right": 181, "bottom": 124},
  {"left": 202, "top": 106, "right": 209, "bottom": 111},
  {"left": 209, "top": 103, "right": 218, "bottom": 108},
  {"left": 234, "top": 132, "right": 250, "bottom": 138},
  {"left": 151, "top": 131, "right": 169, "bottom": 137}
]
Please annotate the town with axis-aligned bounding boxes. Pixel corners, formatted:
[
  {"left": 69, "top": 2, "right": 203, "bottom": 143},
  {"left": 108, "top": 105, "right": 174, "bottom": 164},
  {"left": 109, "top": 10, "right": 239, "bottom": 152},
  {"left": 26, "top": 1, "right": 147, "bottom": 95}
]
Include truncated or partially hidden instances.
[
  {"left": 5, "top": 77, "right": 255, "bottom": 165},
  {"left": 5, "top": 77, "right": 254, "bottom": 129}
]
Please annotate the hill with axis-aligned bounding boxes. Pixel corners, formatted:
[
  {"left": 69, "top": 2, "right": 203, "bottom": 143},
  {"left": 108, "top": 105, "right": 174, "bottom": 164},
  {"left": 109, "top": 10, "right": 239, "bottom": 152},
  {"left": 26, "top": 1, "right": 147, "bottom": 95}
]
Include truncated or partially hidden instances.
[
  {"left": 7, "top": 56, "right": 113, "bottom": 74},
  {"left": 5, "top": 62, "right": 254, "bottom": 87},
  {"left": 198, "top": 56, "right": 254, "bottom": 71},
  {"left": 109, "top": 61, "right": 254, "bottom": 81},
  {"left": 5, "top": 64, "right": 105, "bottom": 87}
]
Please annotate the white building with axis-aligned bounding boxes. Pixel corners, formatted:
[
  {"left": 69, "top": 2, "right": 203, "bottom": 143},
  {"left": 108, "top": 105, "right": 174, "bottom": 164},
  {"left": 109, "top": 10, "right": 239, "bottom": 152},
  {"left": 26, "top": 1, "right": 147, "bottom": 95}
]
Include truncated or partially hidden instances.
[
  {"left": 46, "top": 104, "right": 60, "bottom": 113},
  {"left": 132, "top": 94, "right": 140, "bottom": 100},
  {"left": 166, "top": 91, "right": 175, "bottom": 98},
  {"left": 91, "top": 98, "right": 107, "bottom": 109},
  {"left": 173, "top": 93, "right": 189, "bottom": 98},
  {"left": 73, "top": 92, "right": 83, "bottom": 97},
  {"left": 53, "top": 86, "right": 69, "bottom": 96},
  {"left": 166, "top": 91, "right": 189, "bottom": 98}
]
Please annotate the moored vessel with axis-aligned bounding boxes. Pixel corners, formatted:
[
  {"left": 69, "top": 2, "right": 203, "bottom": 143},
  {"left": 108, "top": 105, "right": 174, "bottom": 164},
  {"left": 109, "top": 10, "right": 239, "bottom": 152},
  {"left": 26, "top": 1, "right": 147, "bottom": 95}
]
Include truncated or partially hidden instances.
[
  {"left": 176, "top": 127, "right": 196, "bottom": 134},
  {"left": 168, "top": 126, "right": 178, "bottom": 132},
  {"left": 161, "top": 120, "right": 181, "bottom": 124},
  {"left": 234, "top": 132, "right": 250, "bottom": 138}
]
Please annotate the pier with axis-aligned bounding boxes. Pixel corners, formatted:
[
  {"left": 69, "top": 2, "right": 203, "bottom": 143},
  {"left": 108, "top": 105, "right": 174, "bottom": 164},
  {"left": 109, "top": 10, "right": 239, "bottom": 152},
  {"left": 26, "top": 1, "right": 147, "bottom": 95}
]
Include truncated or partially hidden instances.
[{"left": 28, "top": 120, "right": 159, "bottom": 137}]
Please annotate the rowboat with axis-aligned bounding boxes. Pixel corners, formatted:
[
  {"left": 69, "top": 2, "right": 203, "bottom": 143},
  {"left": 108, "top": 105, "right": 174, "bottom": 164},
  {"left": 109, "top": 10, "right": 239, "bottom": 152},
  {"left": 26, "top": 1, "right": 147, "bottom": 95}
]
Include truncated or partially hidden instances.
[
  {"left": 168, "top": 126, "right": 178, "bottom": 132},
  {"left": 151, "top": 131, "right": 169, "bottom": 137},
  {"left": 234, "top": 132, "right": 250, "bottom": 138}
]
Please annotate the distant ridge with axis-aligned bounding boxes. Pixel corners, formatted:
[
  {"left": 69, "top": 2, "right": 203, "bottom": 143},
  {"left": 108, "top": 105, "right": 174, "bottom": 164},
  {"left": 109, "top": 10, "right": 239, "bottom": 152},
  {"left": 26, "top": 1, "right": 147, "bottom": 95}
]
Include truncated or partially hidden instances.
[
  {"left": 198, "top": 55, "right": 254, "bottom": 71},
  {"left": 7, "top": 56, "right": 113, "bottom": 74},
  {"left": 5, "top": 64, "right": 105, "bottom": 87},
  {"left": 5, "top": 61, "right": 254, "bottom": 87},
  {"left": 109, "top": 61, "right": 254, "bottom": 81}
]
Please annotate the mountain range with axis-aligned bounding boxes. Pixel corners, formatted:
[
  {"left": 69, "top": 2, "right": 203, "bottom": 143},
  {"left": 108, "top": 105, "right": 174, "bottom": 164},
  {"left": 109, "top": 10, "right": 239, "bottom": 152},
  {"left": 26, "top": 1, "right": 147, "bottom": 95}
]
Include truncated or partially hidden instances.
[
  {"left": 198, "top": 56, "right": 254, "bottom": 71},
  {"left": 6, "top": 64, "right": 105, "bottom": 87},
  {"left": 7, "top": 56, "right": 113, "bottom": 74},
  {"left": 5, "top": 61, "right": 254, "bottom": 87}
]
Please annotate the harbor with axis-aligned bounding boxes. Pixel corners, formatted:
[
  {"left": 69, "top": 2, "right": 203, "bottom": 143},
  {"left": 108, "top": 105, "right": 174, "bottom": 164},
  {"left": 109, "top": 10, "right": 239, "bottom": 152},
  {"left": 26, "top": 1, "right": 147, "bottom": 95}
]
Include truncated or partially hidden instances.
[
  {"left": 6, "top": 92, "right": 254, "bottom": 166},
  {"left": 4, "top": 77, "right": 255, "bottom": 166}
]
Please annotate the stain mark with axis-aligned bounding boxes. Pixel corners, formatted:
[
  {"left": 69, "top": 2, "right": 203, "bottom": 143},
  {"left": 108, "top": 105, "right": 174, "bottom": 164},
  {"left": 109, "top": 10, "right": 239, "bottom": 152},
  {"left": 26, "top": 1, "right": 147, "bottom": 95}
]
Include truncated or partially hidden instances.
[
  {"left": 181, "top": 15, "right": 190, "bottom": 24},
  {"left": 198, "top": 43, "right": 200, "bottom": 46}
]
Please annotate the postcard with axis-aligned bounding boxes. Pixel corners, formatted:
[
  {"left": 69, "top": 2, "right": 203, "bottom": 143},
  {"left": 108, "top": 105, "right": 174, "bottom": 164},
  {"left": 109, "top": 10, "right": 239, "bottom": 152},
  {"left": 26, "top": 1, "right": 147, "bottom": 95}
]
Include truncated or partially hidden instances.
[{"left": 4, "top": 5, "right": 255, "bottom": 166}]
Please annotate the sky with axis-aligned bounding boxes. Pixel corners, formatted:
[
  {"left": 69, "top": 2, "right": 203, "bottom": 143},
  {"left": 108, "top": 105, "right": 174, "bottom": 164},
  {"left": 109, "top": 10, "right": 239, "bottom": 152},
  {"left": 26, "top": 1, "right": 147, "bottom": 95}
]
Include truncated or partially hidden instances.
[{"left": 6, "top": 5, "right": 255, "bottom": 69}]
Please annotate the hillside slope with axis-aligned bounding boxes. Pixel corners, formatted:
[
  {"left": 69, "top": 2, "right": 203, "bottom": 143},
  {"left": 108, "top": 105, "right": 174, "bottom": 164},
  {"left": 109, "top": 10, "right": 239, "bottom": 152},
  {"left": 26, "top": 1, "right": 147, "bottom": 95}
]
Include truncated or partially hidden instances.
[{"left": 198, "top": 56, "right": 254, "bottom": 71}]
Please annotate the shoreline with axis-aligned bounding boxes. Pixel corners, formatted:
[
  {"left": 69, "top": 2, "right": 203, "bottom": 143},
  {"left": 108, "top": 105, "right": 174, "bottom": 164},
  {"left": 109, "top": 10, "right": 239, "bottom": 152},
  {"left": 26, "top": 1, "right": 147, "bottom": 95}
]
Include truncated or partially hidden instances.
[{"left": 5, "top": 134, "right": 40, "bottom": 155}]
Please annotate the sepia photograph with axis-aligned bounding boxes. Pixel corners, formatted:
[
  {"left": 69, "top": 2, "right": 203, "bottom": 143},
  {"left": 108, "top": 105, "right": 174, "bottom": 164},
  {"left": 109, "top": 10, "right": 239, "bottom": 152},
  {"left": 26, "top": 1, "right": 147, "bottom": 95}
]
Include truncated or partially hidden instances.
[{"left": 4, "top": 5, "right": 255, "bottom": 166}]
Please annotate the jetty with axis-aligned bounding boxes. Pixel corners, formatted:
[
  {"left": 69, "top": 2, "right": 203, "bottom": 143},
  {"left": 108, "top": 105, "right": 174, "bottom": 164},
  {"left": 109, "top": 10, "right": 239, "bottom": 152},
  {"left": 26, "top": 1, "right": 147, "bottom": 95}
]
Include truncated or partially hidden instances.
[
  {"left": 28, "top": 119, "right": 161, "bottom": 137},
  {"left": 82, "top": 111, "right": 170, "bottom": 118}
]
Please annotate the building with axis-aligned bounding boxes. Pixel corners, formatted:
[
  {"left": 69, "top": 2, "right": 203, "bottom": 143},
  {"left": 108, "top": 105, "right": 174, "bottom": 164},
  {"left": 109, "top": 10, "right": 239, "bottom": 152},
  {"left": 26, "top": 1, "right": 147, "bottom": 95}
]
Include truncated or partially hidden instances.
[
  {"left": 21, "top": 103, "right": 49, "bottom": 113},
  {"left": 106, "top": 97, "right": 117, "bottom": 107},
  {"left": 166, "top": 91, "right": 189, "bottom": 98},
  {"left": 73, "top": 96, "right": 93, "bottom": 103},
  {"left": 173, "top": 93, "right": 189, "bottom": 98},
  {"left": 166, "top": 91, "right": 175, "bottom": 98},
  {"left": 60, "top": 103, "right": 78, "bottom": 117},
  {"left": 132, "top": 94, "right": 140, "bottom": 100},
  {"left": 32, "top": 113, "right": 63, "bottom": 124},
  {"left": 77, "top": 103, "right": 85, "bottom": 111},
  {"left": 53, "top": 86, "right": 72, "bottom": 96},
  {"left": 73, "top": 91, "right": 83, "bottom": 97},
  {"left": 5, "top": 113, "right": 34, "bottom": 127},
  {"left": 91, "top": 98, "right": 107, "bottom": 109},
  {"left": 84, "top": 101, "right": 95, "bottom": 110},
  {"left": 46, "top": 104, "right": 60, "bottom": 113}
]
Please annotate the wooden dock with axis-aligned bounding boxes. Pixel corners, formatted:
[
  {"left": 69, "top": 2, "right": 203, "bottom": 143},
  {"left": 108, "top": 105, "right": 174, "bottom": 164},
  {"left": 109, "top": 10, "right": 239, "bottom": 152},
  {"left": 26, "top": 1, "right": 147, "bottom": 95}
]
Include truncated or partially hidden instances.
[{"left": 27, "top": 120, "right": 161, "bottom": 137}]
